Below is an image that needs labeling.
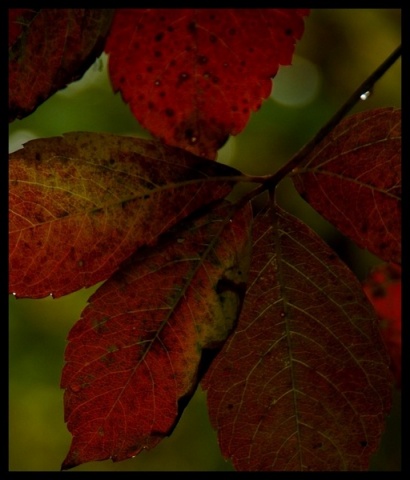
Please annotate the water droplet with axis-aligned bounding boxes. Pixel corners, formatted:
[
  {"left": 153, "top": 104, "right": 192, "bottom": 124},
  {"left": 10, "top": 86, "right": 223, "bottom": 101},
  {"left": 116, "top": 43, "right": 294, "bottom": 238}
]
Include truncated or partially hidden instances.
[
  {"left": 12, "top": 292, "right": 16, "bottom": 296},
  {"left": 280, "top": 311, "right": 286, "bottom": 318},
  {"left": 154, "top": 79, "right": 161, "bottom": 86},
  {"left": 49, "top": 292, "right": 53, "bottom": 297},
  {"left": 190, "top": 136, "right": 197, "bottom": 144},
  {"left": 360, "top": 90, "right": 372, "bottom": 101}
]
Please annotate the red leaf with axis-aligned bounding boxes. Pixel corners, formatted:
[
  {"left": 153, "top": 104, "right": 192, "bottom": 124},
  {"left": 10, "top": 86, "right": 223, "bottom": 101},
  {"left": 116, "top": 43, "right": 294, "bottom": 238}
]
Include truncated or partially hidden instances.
[
  {"left": 9, "top": 9, "right": 114, "bottom": 122},
  {"left": 105, "top": 9, "right": 309, "bottom": 159},
  {"left": 292, "top": 107, "right": 401, "bottom": 264},
  {"left": 9, "top": 132, "right": 240, "bottom": 299},
  {"left": 61, "top": 201, "right": 253, "bottom": 469},
  {"left": 202, "top": 205, "right": 392, "bottom": 471},
  {"left": 363, "top": 263, "right": 401, "bottom": 388}
]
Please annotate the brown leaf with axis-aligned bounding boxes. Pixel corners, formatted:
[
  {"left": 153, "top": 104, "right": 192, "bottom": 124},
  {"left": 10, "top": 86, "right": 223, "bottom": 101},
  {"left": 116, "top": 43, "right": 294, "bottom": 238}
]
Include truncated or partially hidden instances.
[
  {"left": 61, "top": 201, "right": 253, "bottom": 469},
  {"left": 292, "top": 107, "right": 401, "bottom": 264},
  {"left": 9, "top": 9, "right": 114, "bottom": 122},
  {"left": 202, "top": 205, "right": 392, "bottom": 471},
  {"left": 9, "top": 132, "right": 241, "bottom": 299}
]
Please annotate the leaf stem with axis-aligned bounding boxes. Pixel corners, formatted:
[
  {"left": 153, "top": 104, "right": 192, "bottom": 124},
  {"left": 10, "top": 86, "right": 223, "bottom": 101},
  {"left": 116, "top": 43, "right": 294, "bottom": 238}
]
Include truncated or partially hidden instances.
[{"left": 262, "top": 44, "right": 402, "bottom": 190}]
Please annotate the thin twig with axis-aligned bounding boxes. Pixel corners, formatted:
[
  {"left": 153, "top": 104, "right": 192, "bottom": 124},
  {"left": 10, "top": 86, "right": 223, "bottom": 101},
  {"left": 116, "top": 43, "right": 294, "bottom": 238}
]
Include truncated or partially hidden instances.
[{"left": 262, "top": 44, "right": 402, "bottom": 191}]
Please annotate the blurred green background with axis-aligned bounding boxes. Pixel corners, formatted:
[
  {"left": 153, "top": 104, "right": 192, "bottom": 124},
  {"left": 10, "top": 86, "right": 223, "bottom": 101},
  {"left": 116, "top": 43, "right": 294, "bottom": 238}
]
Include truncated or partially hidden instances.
[{"left": 9, "top": 9, "right": 401, "bottom": 471}]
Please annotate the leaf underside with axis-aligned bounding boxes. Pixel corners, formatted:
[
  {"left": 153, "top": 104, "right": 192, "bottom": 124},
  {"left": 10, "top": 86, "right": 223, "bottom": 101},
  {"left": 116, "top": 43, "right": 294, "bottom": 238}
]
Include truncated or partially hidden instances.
[{"left": 202, "top": 205, "right": 392, "bottom": 471}]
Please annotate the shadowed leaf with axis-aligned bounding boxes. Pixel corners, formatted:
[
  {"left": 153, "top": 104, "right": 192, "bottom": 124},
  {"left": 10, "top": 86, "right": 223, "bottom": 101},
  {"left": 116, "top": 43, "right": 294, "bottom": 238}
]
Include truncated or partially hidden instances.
[
  {"left": 9, "top": 132, "right": 242, "bottom": 299},
  {"left": 105, "top": 8, "right": 309, "bottom": 159},
  {"left": 9, "top": 8, "right": 114, "bottom": 122},
  {"left": 292, "top": 107, "right": 401, "bottom": 264},
  {"left": 61, "top": 201, "right": 253, "bottom": 469},
  {"left": 202, "top": 205, "right": 392, "bottom": 471}
]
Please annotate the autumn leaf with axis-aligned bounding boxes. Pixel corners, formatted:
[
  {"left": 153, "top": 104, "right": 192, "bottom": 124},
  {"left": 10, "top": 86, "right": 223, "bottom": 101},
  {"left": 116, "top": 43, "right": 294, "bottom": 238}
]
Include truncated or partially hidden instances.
[
  {"left": 8, "top": 9, "right": 114, "bottom": 122},
  {"left": 202, "top": 205, "right": 392, "bottom": 471},
  {"left": 291, "top": 107, "right": 401, "bottom": 265},
  {"left": 363, "top": 263, "right": 401, "bottom": 388},
  {"left": 9, "top": 132, "right": 243, "bottom": 299},
  {"left": 60, "top": 200, "right": 253, "bottom": 469},
  {"left": 104, "top": 8, "right": 309, "bottom": 159}
]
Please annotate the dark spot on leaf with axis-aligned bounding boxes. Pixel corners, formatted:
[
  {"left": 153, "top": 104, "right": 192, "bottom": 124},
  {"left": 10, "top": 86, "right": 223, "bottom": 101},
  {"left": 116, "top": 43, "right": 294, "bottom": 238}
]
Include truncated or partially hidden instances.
[
  {"left": 159, "top": 91, "right": 166, "bottom": 97},
  {"left": 197, "top": 55, "right": 208, "bottom": 65},
  {"left": 209, "top": 34, "right": 217, "bottom": 43},
  {"left": 109, "top": 158, "right": 115, "bottom": 165},
  {"left": 243, "top": 108, "right": 249, "bottom": 114},
  {"left": 212, "top": 76, "right": 220, "bottom": 84},
  {"left": 155, "top": 32, "right": 164, "bottom": 42},
  {"left": 372, "top": 286, "right": 386, "bottom": 298},
  {"left": 170, "top": 59, "right": 176, "bottom": 67},
  {"left": 187, "top": 21, "right": 197, "bottom": 33},
  {"left": 35, "top": 152, "right": 41, "bottom": 161},
  {"left": 229, "top": 28, "right": 236, "bottom": 35},
  {"left": 248, "top": 47, "right": 254, "bottom": 53},
  {"left": 313, "top": 442, "right": 323, "bottom": 449},
  {"left": 359, "top": 440, "right": 368, "bottom": 447},
  {"left": 231, "top": 105, "right": 238, "bottom": 112},
  {"left": 167, "top": 25, "right": 174, "bottom": 32},
  {"left": 285, "top": 28, "right": 293, "bottom": 36},
  {"left": 138, "top": 94, "right": 145, "bottom": 101},
  {"left": 148, "top": 101, "right": 155, "bottom": 110},
  {"left": 227, "top": 403, "right": 234, "bottom": 410},
  {"left": 154, "top": 50, "right": 162, "bottom": 58},
  {"left": 177, "top": 72, "right": 190, "bottom": 87},
  {"left": 146, "top": 65, "right": 153, "bottom": 73},
  {"left": 165, "top": 108, "right": 175, "bottom": 117},
  {"left": 184, "top": 128, "right": 196, "bottom": 142}
]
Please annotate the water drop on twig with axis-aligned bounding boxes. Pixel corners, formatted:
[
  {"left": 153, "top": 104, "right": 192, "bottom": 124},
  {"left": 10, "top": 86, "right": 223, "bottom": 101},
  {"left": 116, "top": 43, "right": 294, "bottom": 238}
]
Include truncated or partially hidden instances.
[{"left": 360, "top": 90, "right": 372, "bottom": 101}]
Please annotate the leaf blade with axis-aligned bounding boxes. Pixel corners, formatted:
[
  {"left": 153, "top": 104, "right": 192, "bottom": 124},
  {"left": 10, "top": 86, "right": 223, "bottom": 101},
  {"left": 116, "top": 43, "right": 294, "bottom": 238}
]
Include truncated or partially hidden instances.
[
  {"left": 292, "top": 107, "right": 401, "bottom": 264},
  {"left": 9, "top": 132, "right": 241, "bottom": 299},
  {"left": 105, "top": 8, "right": 309, "bottom": 159},
  {"left": 60, "top": 201, "right": 253, "bottom": 469},
  {"left": 202, "top": 205, "right": 392, "bottom": 471},
  {"left": 9, "top": 9, "right": 114, "bottom": 122}
]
